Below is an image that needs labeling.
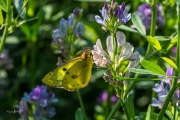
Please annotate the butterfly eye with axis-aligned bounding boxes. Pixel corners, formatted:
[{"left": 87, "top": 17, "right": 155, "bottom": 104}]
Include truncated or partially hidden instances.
[{"left": 89, "top": 51, "right": 93, "bottom": 56}]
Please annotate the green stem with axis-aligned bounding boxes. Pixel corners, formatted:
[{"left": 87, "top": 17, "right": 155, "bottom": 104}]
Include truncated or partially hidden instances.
[
  {"left": 156, "top": 86, "right": 177, "bottom": 120},
  {"left": 157, "top": 3, "right": 180, "bottom": 120},
  {"left": 0, "top": 0, "right": 11, "bottom": 54},
  {"left": 125, "top": 0, "right": 157, "bottom": 100},
  {"left": 106, "top": 100, "right": 121, "bottom": 120},
  {"left": 145, "top": 0, "right": 156, "bottom": 59},
  {"left": 76, "top": 90, "right": 88, "bottom": 120}
]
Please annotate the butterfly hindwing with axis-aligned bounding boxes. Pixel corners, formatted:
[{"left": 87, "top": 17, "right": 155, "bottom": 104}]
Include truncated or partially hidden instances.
[
  {"left": 62, "top": 58, "right": 92, "bottom": 91},
  {"left": 42, "top": 57, "right": 83, "bottom": 88}
]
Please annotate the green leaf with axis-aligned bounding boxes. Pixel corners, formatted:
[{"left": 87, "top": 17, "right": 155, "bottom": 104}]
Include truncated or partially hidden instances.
[
  {"left": 118, "top": 25, "right": 139, "bottom": 34},
  {"left": 154, "top": 36, "right": 170, "bottom": 41},
  {"left": 145, "top": 106, "right": 151, "bottom": 120},
  {"left": 75, "top": 108, "right": 83, "bottom": 120},
  {"left": 147, "top": 36, "right": 161, "bottom": 50},
  {"left": 131, "top": 12, "right": 146, "bottom": 35},
  {"left": 141, "top": 60, "right": 166, "bottom": 76},
  {"left": 125, "top": 95, "right": 134, "bottom": 120},
  {"left": 13, "top": 0, "right": 26, "bottom": 19},
  {"left": 0, "top": 8, "right": 3, "bottom": 25},
  {"left": 161, "top": 57, "right": 178, "bottom": 70},
  {"left": 140, "top": 112, "right": 169, "bottom": 120},
  {"left": 128, "top": 68, "right": 164, "bottom": 76},
  {"left": 0, "top": 0, "right": 7, "bottom": 12},
  {"left": 165, "top": 110, "right": 173, "bottom": 120}
]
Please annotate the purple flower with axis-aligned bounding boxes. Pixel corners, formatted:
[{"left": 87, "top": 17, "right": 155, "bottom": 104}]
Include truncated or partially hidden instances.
[
  {"left": 73, "top": 7, "right": 83, "bottom": 18},
  {"left": 20, "top": 85, "right": 58, "bottom": 119},
  {"left": 97, "top": 90, "right": 118, "bottom": 104},
  {"left": 110, "top": 95, "right": 118, "bottom": 104},
  {"left": 117, "top": 2, "right": 131, "bottom": 24},
  {"left": 19, "top": 100, "right": 29, "bottom": 120},
  {"left": 29, "top": 86, "right": 41, "bottom": 100},
  {"left": 0, "top": 49, "right": 13, "bottom": 70},
  {"left": 97, "top": 90, "right": 108, "bottom": 103},
  {"left": 171, "top": 46, "right": 177, "bottom": 57},
  {"left": 159, "top": 68, "right": 173, "bottom": 84},
  {"left": 151, "top": 68, "right": 180, "bottom": 108},
  {"left": 95, "top": 2, "right": 108, "bottom": 27},
  {"left": 95, "top": 1, "right": 131, "bottom": 31},
  {"left": 136, "top": 3, "right": 165, "bottom": 30},
  {"left": 52, "top": 8, "right": 84, "bottom": 48}
]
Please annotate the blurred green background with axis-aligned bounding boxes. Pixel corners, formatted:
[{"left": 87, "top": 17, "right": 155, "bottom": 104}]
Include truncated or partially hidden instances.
[{"left": 0, "top": 0, "right": 177, "bottom": 119}]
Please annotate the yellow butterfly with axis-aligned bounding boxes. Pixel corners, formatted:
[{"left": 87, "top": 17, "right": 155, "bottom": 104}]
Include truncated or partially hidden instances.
[{"left": 42, "top": 49, "right": 93, "bottom": 91}]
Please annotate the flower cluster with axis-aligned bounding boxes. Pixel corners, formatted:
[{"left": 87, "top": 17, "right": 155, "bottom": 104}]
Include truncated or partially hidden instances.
[
  {"left": 151, "top": 68, "right": 180, "bottom": 108},
  {"left": 0, "top": 49, "right": 13, "bottom": 70},
  {"left": 95, "top": 0, "right": 131, "bottom": 32},
  {"left": 52, "top": 7, "right": 84, "bottom": 56},
  {"left": 136, "top": 3, "right": 165, "bottom": 30},
  {"left": 91, "top": 31, "right": 140, "bottom": 86},
  {"left": 19, "top": 85, "right": 58, "bottom": 120}
]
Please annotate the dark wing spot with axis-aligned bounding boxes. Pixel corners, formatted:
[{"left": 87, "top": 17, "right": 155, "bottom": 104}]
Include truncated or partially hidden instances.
[
  {"left": 66, "top": 71, "right": 69, "bottom": 74},
  {"left": 48, "top": 72, "right": 52, "bottom": 75},
  {"left": 71, "top": 75, "right": 77, "bottom": 79},
  {"left": 63, "top": 68, "right": 67, "bottom": 72},
  {"left": 83, "top": 65, "right": 87, "bottom": 68}
]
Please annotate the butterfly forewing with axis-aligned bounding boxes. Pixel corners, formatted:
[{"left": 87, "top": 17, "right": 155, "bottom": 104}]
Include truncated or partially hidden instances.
[{"left": 42, "top": 57, "right": 83, "bottom": 88}]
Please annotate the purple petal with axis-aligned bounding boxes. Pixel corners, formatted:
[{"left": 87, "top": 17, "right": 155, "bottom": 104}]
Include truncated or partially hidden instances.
[
  {"left": 95, "top": 15, "right": 104, "bottom": 25},
  {"left": 151, "top": 98, "right": 162, "bottom": 108},
  {"left": 166, "top": 68, "right": 173, "bottom": 76},
  {"left": 152, "top": 83, "right": 164, "bottom": 93}
]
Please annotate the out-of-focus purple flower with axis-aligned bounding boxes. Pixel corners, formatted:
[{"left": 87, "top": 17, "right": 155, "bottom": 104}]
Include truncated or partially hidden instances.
[
  {"left": 151, "top": 68, "right": 180, "bottom": 108},
  {"left": 174, "top": 89, "right": 180, "bottom": 106},
  {"left": 171, "top": 46, "right": 177, "bottom": 57},
  {"left": 95, "top": 0, "right": 131, "bottom": 31},
  {"left": 74, "top": 22, "right": 84, "bottom": 36},
  {"left": 20, "top": 85, "right": 58, "bottom": 119},
  {"left": 0, "top": 49, "right": 13, "bottom": 70},
  {"left": 97, "top": 90, "right": 118, "bottom": 104},
  {"left": 73, "top": 7, "right": 83, "bottom": 18},
  {"left": 136, "top": 3, "right": 165, "bottom": 30},
  {"left": 52, "top": 8, "right": 84, "bottom": 48},
  {"left": 97, "top": 90, "right": 108, "bottom": 103},
  {"left": 19, "top": 100, "right": 29, "bottom": 120},
  {"left": 110, "top": 95, "right": 118, "bottom": 104},
  {"left": 29, "top": 86, "right": 41, "bottom": 100}
]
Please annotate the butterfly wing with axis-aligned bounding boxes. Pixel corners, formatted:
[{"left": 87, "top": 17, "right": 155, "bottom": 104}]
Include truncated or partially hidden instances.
[
  {"left": 62, "top": 54, "right": 93, "bottom": 91},
  {"left": 42, "top": 57, "right": 83, "bottom": 88}
]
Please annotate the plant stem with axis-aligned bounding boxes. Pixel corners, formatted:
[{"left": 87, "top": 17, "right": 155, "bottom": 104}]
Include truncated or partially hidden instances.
[
  {"left": 76, "top": 90, "right": 88, "bottom": 120},
  {"left": 125, "top": 0, "right": 158, "bottom": 99},
  {"left": 0, "top": 0, "right": 11, "bottom": 54},
  {"left": 157, "top": 3, "right": 180, "bottom": 120},
  {"left": 106, "top": 99, "right": 121, "bottom": 120},
  {"left": 145, "top": 0, "right": 156, "bottom": 58}
]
